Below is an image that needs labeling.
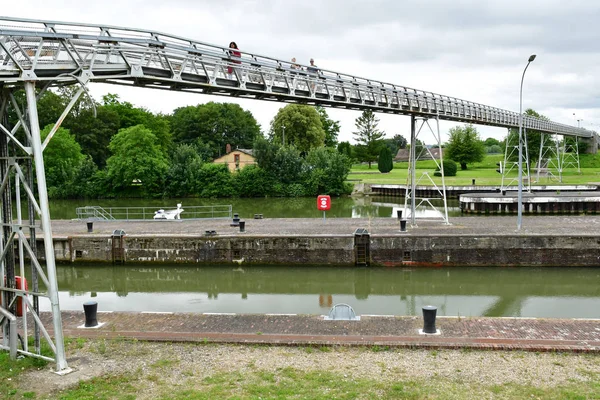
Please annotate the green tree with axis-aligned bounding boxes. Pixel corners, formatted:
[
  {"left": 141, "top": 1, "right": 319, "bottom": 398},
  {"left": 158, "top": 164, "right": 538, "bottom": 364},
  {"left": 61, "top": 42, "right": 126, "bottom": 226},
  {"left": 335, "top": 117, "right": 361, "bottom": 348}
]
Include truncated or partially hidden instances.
[
  {"left": 445, "top": 124, "right": 485, "bottom": 170},
  {"left": 71, "top": 155, "right": 103, "bottom": 198},
  {"left": 316, "top": 106, "right": 340, "bottom": 147},
  {"left": 352, "top": 110, "right": 385, "bottom": 168},
  {"left": 434, "top": 159, "right": 458, "bottom": 177},
  {"left": 40, "top": 125, "right": 85, "bottom": 197},
  {"left": 106, "top": 125, "right": 169, "bottom": 197},
  {"left": 196, "top": 163, "right": 234, "bottom": 197},
  {"left": 233, "top": 165, "right": 273, "bottom": 197},
  {"left": 272, "top": 146, "right": 304, "bottom": 184},
  {"left": 65, "top": 106, "right": 120, "bottom": 168},
  {"left": 484, "top": 137, "right": 501, "bottom": 147},
  {"left": 102, "top": 94, "right": 172, "bottom": 154},
  {"left": 171, "top": 102, "right": 261, "bottom": 158},
  {"left": 337, "top": 141, "right": 354, "bottom": 161},
  {"left": 253, "top": 137, "right": 280, "bottom": 172},
  {"left": 270, "top": 104, "right": 325, "bottom": 152},
  {"left": 378, "top": 146, "right": 393, "bottom": 173},
  {"left": 164, "top": 144, "right": 204, "bottom": 197},
  {"left": 304, "top": 147, "right": 352, "bottom": 196},
  {"left": 382, "top": 134, "right": 408, "bottom": 159}
]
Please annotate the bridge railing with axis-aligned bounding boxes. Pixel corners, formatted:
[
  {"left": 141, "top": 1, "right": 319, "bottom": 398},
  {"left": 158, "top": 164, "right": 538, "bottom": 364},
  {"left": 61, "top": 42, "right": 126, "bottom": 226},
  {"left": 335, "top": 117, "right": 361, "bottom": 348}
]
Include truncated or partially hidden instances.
[{"left": 0, "top": 16, "right": 596, "bottom": 138}]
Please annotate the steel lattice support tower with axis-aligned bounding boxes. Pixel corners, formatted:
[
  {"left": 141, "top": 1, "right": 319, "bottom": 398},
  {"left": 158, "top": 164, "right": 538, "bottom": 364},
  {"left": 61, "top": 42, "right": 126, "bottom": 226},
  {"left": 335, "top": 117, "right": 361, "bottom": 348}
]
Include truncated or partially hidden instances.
[
  {"left": 403, "top": 115, "right": 449, "bottom": 226},
  {"left": 0, "top": 82, "right": 72, "bottom": 373},
  {"left": 500, "top": 128, "right": 532, "bottom": 192}
]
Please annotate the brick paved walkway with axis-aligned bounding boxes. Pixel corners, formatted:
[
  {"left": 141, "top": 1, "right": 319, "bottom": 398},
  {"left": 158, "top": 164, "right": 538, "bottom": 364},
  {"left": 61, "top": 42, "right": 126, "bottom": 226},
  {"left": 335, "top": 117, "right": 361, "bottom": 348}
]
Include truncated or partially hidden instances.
[{"left": 43, "top": 311, "right": 600, "bottom": 353}]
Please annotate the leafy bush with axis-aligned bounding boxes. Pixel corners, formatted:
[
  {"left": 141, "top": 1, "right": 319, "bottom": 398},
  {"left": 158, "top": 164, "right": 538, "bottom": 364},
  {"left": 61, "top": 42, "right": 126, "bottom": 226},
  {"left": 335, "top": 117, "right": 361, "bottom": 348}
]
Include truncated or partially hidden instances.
[
  {"left": 486, "top": 145, "right": 503, "bottom": 154},
  {"left": 434, "top": 160, "right": 458, "bottom": 177},
  {"left": 196, "top": 163, "right": 233, "bottom": 197},
  {"left": 304, "top": 147, "right": 352, "bottom": 195},
  {"left": 377, "top": 146, "right": 393, "bottom": 173},
  {"left": 233, "top": 165, "right": 273, "bottom": 197}
]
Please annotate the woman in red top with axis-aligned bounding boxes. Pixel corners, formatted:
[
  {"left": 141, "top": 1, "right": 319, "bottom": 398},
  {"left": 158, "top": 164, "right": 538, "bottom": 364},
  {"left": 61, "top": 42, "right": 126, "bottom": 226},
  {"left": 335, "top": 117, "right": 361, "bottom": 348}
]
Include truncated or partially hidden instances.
[{"left": 227, "top": 41, "right": 241, "bottom": 77}]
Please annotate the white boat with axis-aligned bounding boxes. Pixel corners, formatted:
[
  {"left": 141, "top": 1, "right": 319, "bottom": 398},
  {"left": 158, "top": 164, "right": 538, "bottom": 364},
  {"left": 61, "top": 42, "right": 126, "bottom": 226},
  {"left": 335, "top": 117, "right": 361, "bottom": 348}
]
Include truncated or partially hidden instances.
[{"left": 153, "top": 204, "right": 184, "bottom": 220}]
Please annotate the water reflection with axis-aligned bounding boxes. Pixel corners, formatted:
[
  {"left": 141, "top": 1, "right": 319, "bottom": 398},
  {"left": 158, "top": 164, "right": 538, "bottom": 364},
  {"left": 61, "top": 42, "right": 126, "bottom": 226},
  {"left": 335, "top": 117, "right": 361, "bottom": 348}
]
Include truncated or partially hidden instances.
[{"left": 33, "top": 265, "right": 600, "bottom": 318}]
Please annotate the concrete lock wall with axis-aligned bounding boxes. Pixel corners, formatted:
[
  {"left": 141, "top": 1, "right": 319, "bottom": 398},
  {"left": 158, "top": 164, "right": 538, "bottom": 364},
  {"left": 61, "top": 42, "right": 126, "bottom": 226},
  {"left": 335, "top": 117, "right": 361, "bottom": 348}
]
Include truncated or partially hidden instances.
[{"left": 38, "top": 235, "right": 600, "bottom": 267}]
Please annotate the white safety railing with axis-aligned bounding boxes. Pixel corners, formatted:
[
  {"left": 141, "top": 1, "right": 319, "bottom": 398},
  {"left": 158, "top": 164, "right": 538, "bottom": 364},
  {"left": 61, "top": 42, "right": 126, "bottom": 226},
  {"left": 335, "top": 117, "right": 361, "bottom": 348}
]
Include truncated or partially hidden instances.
[{"left": 76, "top": 205, "right": 232, "bottom": 221}]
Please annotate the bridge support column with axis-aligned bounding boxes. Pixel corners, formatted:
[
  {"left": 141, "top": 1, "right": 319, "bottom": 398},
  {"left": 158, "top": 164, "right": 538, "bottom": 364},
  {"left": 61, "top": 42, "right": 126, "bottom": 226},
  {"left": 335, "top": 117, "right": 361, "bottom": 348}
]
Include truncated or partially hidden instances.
[
  {"left": 501, "top": 127, "right": 531, "bottom": 192},
  {"left": 403, "top": 114, "right": 449, "bottom": 226},
  {"left": 0, "top": 83, "right": 70, "bottom": 373},
  {"left": 580, "top": 135, "right": 598, "bottom": 154}
]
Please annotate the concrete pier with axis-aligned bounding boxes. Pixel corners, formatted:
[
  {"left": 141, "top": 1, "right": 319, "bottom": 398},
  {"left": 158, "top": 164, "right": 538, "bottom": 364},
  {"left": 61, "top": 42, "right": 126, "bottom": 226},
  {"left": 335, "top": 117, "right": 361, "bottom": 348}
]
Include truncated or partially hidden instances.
[
  {"left": 37, "top": 216, "right": 600, "bottom": 267},
  {"left": 460, "top": 191, "right": 600, "bottom": 214}
]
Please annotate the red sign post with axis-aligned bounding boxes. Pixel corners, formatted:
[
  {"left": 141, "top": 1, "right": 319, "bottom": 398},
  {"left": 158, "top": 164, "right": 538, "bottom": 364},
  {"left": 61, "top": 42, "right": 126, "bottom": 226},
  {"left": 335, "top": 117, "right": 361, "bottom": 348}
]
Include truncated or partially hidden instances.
[{"left": 317, "top": 195, "right": 331, "bottom": 222}]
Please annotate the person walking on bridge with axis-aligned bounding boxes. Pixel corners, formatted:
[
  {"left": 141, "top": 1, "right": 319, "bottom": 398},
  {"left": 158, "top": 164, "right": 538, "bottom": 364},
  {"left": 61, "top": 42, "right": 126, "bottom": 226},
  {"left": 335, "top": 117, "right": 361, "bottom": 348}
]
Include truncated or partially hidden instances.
[
  {"left": 227, "top": 41, "right": 242, "bottom": 80},
  {"left": 307, "top": 58, "right": 319, "bottom": 92}
]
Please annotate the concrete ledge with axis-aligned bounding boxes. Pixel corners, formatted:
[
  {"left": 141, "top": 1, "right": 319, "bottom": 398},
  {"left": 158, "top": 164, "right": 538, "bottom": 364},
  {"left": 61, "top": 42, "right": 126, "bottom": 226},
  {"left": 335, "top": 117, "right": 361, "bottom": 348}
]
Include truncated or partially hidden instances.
[{"left": 34, "top": 311, "right": 600, "bottom": 353}]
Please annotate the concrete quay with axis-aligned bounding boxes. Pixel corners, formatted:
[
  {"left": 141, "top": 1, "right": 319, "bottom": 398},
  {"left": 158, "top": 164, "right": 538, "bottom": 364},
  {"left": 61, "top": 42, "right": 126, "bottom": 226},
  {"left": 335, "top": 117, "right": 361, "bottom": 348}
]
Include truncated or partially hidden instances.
[
  {"left": 45, "top": 215, "right": 600, "bottom": 266},
  {"left": 43, "top": 311, "right": 600, "bottom": 353}
]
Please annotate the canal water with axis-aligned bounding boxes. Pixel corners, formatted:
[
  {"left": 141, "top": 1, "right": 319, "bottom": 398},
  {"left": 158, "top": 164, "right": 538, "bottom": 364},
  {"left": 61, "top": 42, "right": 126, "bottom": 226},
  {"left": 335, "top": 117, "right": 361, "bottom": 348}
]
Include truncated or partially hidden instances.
[
  {"left": 34, "top": 264, "right": 600, "bottom": 319},
  {"left": 46, "top": 196, "right": 461, "bottom": 220}
]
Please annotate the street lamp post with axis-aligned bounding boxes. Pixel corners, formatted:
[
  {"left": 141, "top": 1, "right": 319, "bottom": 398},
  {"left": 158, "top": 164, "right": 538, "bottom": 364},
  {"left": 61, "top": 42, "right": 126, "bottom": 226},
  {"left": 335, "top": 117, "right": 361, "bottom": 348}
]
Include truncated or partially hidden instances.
[{"left": 517, "top": 54, "right": 536, "bottom": 231}]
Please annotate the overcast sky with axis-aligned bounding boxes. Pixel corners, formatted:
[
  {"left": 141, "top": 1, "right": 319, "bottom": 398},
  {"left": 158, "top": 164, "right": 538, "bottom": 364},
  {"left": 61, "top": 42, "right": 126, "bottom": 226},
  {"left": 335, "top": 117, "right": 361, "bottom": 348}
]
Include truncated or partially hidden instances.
[{"left": 3, "top": 0, "right": 599, "bottom": 143}]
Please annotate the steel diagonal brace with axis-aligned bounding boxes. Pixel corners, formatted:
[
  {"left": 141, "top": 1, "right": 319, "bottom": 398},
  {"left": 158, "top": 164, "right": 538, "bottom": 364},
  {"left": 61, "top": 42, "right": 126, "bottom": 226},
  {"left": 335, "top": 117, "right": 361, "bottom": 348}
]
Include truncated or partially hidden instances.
[
  {"left": 0, "top": 163, "right": 13, "bottom": 196},
  {"left": 42, "top": 85, "right": 86, "bottom": 150},
  {"left": 17, "top": 231, "right": 50, "bottom": 288},
  {"left": 9, "top": 92, "right": 34, "bottom": 145},
  {"left": 13, "top": 164, "right": 43, "bottom": 216},
  {"left": 0, "top": 231, "right": 16, "bottom": 265},
  {"left": 21, "top": 296, "right": 57, "bottom": 355},
  {"left": 0, "top": 39, "right": 25, "bottom": 72},
  {"left": 0, "top": 123, "right": 31, "bottom": 155}
]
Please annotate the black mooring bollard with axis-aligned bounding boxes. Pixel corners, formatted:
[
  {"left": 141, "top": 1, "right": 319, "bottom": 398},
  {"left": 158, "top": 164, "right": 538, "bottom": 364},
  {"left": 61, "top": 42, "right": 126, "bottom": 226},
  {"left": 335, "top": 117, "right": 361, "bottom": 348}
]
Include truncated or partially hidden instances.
[
  {"left": 231, "top": 213, "right": 240, "bottom": 226},
  {"left": 472, "top": 179, "right": 476, "bottom": 185},
  {"left": 400, "top": 219, "right": 407, "bottom": 232},
  {"left": 239, "top": 220, "right": 245, "bottom": 232},
  {"left": 422, "top": 305, "right": 437, "bottom": 334},
  {"left": 502, "top": 190, "right": 506, "bottom": 196},
  {"left": 396, "top": 210, "right": 402, "bottom": 219},
  {"left": 87, "top": 221, "right": 93, "bottom": 233},
  {"left": 83, "top": 301, "right": 98, "bottom": 328}
]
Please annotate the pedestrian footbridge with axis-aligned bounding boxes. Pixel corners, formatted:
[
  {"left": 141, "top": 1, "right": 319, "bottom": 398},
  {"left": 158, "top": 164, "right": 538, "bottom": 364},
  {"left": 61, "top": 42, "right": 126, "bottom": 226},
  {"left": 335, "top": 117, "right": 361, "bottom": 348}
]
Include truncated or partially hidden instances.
[{"left": 0, "top": 16, "right": 595, "bottom": 137}]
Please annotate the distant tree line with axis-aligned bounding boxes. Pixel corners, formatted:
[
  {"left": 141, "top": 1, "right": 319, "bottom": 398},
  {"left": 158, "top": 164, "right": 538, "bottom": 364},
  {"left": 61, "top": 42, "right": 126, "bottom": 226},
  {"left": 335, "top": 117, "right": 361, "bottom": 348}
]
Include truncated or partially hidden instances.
[{"left": 9, "top": 89, "right": 354, "bottom": 198}]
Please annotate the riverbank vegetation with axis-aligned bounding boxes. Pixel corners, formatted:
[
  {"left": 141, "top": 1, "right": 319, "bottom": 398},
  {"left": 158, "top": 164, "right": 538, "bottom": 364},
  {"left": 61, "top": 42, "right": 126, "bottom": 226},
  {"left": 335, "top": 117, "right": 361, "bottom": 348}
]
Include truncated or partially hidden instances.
[
  {"left": 12, "top": 88, "right": 597, "bottom": 199},
  {"left": 13, "top": 89, "right": 352, "bottom": 199}
]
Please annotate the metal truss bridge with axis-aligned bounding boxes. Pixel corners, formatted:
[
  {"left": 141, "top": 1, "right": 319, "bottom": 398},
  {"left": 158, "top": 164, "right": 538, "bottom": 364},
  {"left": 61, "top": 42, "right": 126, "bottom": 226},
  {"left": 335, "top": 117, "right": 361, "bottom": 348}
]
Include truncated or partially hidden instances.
[
  {"left": 0, "top": 16, "right": 597, "bottom": 372},
  {"left": 0, "top": 16, "right": 595, "bottom": 137}
]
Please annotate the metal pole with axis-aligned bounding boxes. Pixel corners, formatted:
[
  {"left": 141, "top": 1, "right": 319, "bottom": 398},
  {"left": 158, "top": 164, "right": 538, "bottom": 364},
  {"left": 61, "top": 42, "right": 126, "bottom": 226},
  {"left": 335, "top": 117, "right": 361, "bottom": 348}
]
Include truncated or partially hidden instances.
[
  {"left": 537, "top": 133, "right": 544, "bottom": 183},
  {"left": 517, "top": 55, "right": 536, "bottom": 231},
  {"left": 24, "top": 82, "right": 69, "bottom": 372},
  {"left": 524, "top": 126, "right": 532, "bottom": 193},
  {"left": 435, "top": 114, "right": 449, "bottom": 224},
  {"left": 410, "top": 115, "right": 417, "bottom": 226}
]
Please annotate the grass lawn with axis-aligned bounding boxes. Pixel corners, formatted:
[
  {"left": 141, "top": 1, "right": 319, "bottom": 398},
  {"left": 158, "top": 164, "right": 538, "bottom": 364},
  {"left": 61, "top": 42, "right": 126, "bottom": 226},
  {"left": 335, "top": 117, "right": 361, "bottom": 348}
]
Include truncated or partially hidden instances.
[
  {"left": 6, "top": 340, "right": 600, "bottom": 399},
  {"left": 350, "top": 153, "right": 600, "bottom": 186}
]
